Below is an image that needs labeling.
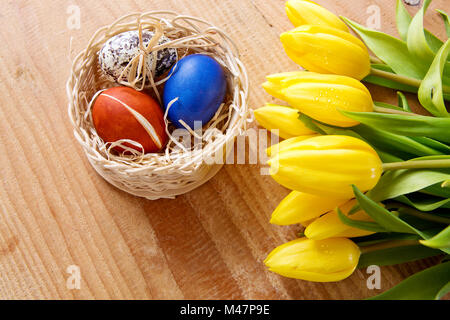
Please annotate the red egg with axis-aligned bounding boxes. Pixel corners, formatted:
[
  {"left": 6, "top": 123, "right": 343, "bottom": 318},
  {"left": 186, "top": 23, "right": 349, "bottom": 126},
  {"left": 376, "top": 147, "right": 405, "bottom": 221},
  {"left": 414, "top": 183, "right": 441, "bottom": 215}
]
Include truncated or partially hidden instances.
[{"left": 92, "top": 86, "right": 168, "bottom": 154}]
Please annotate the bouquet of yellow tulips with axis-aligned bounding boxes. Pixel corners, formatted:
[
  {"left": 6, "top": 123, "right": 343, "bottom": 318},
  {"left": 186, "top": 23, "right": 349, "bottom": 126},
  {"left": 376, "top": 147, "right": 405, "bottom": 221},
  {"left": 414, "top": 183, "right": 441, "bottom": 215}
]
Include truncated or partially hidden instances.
[{"left": 256, "top": 0, "right": 450, "bottom": 300}]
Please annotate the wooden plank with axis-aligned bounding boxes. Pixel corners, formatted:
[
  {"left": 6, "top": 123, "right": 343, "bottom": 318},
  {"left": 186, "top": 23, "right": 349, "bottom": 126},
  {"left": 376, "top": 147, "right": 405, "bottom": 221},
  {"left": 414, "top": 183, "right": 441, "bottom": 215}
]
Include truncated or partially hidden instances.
[{"left": 0, "top": 0, "right": 447, "bottom": 299}]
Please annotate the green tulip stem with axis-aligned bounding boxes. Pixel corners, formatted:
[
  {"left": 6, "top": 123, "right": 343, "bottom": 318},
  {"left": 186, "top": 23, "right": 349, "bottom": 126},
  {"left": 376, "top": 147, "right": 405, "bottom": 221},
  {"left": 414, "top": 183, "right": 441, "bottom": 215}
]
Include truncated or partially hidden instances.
[
  {"left": 370, "top": 56, "right": 384, "bottom": 64},
  {"left": 385, "top": 202, "right": 450, "bottom": 224},
  {"left": 360, "top": 239, "right": 420, "bottom": 254},
  {"left": 373, "top": 105, "right": 418, "bottom": 116},
  {"left": 370, "top": 68, "right": 450, "bottom": 94},
  {"left": 382, "top": 159, "right": 450, "bottom": 170}
]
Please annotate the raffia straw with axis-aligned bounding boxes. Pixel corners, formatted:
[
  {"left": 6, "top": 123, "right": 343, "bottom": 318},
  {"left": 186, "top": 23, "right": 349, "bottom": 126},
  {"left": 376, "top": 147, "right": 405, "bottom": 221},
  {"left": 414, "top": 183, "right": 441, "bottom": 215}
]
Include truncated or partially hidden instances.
[{"left": 67, "top": 11, "right": 251, "bottom": 200}]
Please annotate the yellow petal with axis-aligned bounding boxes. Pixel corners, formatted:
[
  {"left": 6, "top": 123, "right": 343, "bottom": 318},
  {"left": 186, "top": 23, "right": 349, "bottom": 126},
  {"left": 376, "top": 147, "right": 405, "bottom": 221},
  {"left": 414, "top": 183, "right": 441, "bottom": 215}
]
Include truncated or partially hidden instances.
[
  {"left": 262, "top": 81, "right": 286, "bottom": 101},
  {"left": 274, "top": 71, "right": 371, "bottom": 96},
  {"left": 263, "top": 71, "right": 373, "bottom": 127},
  {"left": 263, "top": 70, "right": 371, "bottom": 102},
  {"left": 285, "top": 0, "right": 349, "bottom": 32},
  {"left": 289, "top": 25, "right": 366, "bottom": 50},
  {"left": 282, "top": 81, "right": 373, "bottom": 127},
  {"left": 254, "top": 104, "right": 316, "bottom": 139},
  {"left": 305, "top": 199, "right": 375, "bottom": 239},
  {"left": 264, "top": 237, "right": 360, "bottom": 282},
  {"left": 266, "top": 135, "right": 319, "bottom": 157},
  {"left": 270, "top": 191, "right": 348, "bottom": 225},
  {"left": 280, "top": 25, "right": 370, "bottom": 80},
  {"left": 268, "top": 135, "right": 382, "bottom": 198},
  {"left": 266, "top": 71, "right": 305, "bottom": 83}
]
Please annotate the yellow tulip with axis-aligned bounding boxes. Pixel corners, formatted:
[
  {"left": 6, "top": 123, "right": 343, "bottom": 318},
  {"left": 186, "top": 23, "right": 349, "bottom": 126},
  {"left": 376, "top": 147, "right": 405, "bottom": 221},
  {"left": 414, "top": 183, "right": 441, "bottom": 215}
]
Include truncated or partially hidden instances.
[
  {"left": 264, "top": 237, "right": 360, "bottom": 282},
  {"left": 270, "top": 190, "right": 348, "bottom": 225},
  {"left": 253, "top": 104, "right": 317, "bottom": 139},
  {"left": 267, "top": 135, "right": 383, "bottom": 198},
  {"left": 285, "top": 0, "right": 349, "bottom": 32},
  {"left": 263, "top": 71, "right": 373, "bottom": 127},
  {"left": 305, "top": 200, "right": 375, "bottom": 239},
  {"left": 262, "top": 71, "right": 310, "bottom": 101},
  {"left": 266, "top": 135, "right": 319, "bottom": 157},
  {"left": 280, "top": 25, "right": 371, "bottom": 80}
]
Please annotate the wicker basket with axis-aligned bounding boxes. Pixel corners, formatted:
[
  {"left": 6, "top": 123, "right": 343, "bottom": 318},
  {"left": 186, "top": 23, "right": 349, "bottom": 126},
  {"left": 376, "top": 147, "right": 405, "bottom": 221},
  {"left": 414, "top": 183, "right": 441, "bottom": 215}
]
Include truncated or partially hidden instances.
[{"left": 67, "top": 11, "right": 251, "bottom": 200}]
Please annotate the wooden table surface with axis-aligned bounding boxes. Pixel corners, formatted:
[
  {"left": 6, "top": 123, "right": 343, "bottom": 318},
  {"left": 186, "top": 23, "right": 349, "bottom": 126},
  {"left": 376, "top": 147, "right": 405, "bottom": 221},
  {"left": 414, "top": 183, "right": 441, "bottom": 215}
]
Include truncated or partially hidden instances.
[{"left": 0, "top": 0, "right": 447, "bottom": 300}]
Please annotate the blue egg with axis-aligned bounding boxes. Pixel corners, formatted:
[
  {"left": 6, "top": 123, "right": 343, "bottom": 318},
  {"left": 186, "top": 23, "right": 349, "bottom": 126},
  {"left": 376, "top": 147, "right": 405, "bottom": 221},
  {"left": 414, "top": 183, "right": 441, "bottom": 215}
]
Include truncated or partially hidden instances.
[{"left": 163, "top": 54, "right": 227, "bottom": 128}]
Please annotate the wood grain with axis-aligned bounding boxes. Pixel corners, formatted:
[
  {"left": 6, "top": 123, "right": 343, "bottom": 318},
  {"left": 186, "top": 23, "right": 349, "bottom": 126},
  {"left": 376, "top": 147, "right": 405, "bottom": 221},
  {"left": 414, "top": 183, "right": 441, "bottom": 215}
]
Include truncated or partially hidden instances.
[{"left": 0, "top": 0, "right": 447, "bottom": 299}]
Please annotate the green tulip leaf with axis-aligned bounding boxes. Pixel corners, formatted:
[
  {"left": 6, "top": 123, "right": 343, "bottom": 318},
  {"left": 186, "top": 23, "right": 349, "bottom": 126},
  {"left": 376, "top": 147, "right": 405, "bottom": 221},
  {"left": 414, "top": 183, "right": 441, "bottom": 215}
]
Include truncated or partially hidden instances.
[
  {"left": 298, "top": 114, "right": 326, "bottom": 135},
  {"left": 352, "top": 124, "right": 443, "bottom": 157},
  {"left": 410, "top": 137, "right": 450, "bottom": 154},
  {"left": 437, "top": 9, "right": 450, "bottom": 38},
  {"left": 373, "top": 100, "right": 405, "bottom": 112},
  {"left": 298, "top": 113, "right": 366, "bottom": 139},
  {"left": 342, "top": 17, "right": 427, "bottom": 79},
  {"left": 371, "top": 64, "right": 394, "bottom": 73},
  {"left": 412, "top": 155, "right": 450, "bottom": 160},
  {"left": 419, "top": 228, "right": 448, "bottom": 239},
  {"left": 398, "top": 212, "right": 448, "bottom": 231},
  {"left": 368, "top": 261, "right": 450, "bottom": 300},
  {"left": 418, "top": 39, "right": 450, "bottom": 117},
  {"left": 436, "top": 281, "right": 450, "bottom": 300},
  {"left": 337, "top": 208, "right": 388, "bottom": 233},
  {"left": 420, "top": 225, "right": 450, "bottom": 250},
  {"left": 373, "top": 101, "right": 405, "bottom": 111},
  {"left": 368, "top": 169, "right": 450, "bottom": 201},
  {"left": 376, "top": 149, "right": 405, "bottom": 163},
  {"left": 397, "top": 92, "right": 412, "bottom": 112},
  {"left": 396, "top": 0, "right": 445, "bottom": 53},
  {"left": 353, "top": 186, "right": 423, "bottom": 235},
  {"left": 405, "top": 0, "right": 450, "bottom": 83},
  {"left": 301, "top": 115, "right": 412, "bottom": 162},
  {"left": 358, "top": 244, "right": 442, "bottom": 268},
  {"left": 396, "top": 0, "right": 411, "bottom": 41},
  {"left": 341, "top": 111, "right": 450, "bottom": 143},
  {"left": 422, "top": 183, "right": 450, "bottom": 198},
  {"left": 396, "top": 194, "right": 450, "bottom": 211},
  {"left": 354, "top": 232, "right": 421, "bottom": 246},
  {"left": 298, "top": 115, "right": 410, "bottom": 162},
  {"left": 407, "top": 0, "right": 435, "bottom": 65},
  {"left": 312, "top": 122, "right": 363, "bottom": 139}
]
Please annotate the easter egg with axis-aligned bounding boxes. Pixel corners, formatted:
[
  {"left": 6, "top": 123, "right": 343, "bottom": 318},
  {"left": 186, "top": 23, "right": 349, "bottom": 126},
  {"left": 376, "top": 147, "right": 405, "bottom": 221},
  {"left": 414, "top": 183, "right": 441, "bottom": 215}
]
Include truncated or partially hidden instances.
[
  {"left": 92, "top": 86, "right": 168, "bottom": 154},
  {"left": 99, "top": 30, "right": 178, "bottom": 82},
  {"left": 163, "top": 54, "right": 227, "bottom": 128}
]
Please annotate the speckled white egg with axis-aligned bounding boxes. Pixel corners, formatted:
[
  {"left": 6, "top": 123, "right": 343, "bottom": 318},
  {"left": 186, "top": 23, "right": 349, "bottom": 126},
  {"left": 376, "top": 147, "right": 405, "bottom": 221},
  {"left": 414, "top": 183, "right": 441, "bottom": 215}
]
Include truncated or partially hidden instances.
[{"left": 99, "top": 30, "right": 178, "bottom": 82}]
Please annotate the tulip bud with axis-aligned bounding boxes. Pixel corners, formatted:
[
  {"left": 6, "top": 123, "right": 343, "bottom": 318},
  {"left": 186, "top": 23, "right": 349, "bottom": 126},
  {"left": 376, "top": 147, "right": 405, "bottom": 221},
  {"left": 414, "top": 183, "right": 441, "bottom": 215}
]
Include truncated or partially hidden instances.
[
  {"left": 254, "top": 104, "right": 317, "bottom": 139},
  {"left": 291, "top": 75, "right": 372, "bottom": 127},
  {"left": 263, "top": 71, "right": 373, "bottom": 127},
  {"left": 285, "top": 0, "right": 349, "bottom": 32},
  {"left": 266, "top": 135, "right": 319, "bottom": 157},
  {"left": 280, "top": 25, "right": 370, "bottom": 80},
  {"left": 270, "top": 191, "right": 348, "bottom": 225},
  {"left": 305, "top": 200, "right": 375, "bottom": 239},
  {"left": 264, "top": 237, "right": 360, "bottom": 282},
  {"left": 262, "top": 71, "right": 309, "bottom": 101},
  {"left": 268, "top": 135, "right": 383, "bottom": 198}
]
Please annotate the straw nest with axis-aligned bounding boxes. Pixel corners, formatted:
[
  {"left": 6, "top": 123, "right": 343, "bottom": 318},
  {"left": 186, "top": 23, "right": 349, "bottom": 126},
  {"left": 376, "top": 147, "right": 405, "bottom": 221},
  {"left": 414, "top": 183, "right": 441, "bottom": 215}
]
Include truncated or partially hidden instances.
[{"left": 67, "top": 11, "right": 251, "bottom": 200}]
